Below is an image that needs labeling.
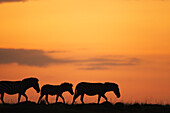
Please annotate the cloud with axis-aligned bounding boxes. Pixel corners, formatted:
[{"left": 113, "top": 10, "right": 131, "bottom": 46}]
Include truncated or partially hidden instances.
[
  {"left": 0, "top": 0, "right": 26, "bottom": 3},
  {"left": 87, "top": 58, "right": 139, "bottom": 66},
  {"left": 76, "top": 57, "right": 140, "bottom": 70},
  {"left": 0, "top": 48, "right": 72, "bottom": 66},
  {"left": 78, "top": 67, "right": 110, "bottom": 70},
  {"left": 0, "top": 0, "right": 168, "bottom": 4},
  {"left": 47, "top": 50, "right": 69, "bottom": 53},
  {"left": 0, "top": 48, "right": 140, "bottom": 69}
]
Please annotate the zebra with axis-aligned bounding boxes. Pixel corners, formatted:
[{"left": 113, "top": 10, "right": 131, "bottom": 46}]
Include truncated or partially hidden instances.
[
  {"left": 0, "top": 77, "right": 40, "bottom": 104},
  {"left": 37, "top": 82, "right": 74, "bottom": 104},
  {"left": 72, "top": 82, "right": 120, "bottom": 104}
]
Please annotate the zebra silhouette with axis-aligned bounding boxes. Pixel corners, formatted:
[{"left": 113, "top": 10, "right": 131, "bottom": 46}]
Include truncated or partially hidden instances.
[
  {"left": 38, "top": 83, "right": 74, "bottom": 104},
  {"left": 0, "top": 77, "right": 40, "bottom": 104},
  {"left": 72, "top": 82, "right": 120, "bottom": 104}
]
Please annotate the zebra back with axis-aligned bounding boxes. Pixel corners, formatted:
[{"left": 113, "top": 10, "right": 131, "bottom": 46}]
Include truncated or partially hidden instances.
[
  {"left": 0, "top": 77, "right": 40, "bottom": 94},
  {"left": 0, "top": 81, "right": 22, "bottom": 94},
  {"left": 75, "top": 82, "right": 120, "bottom": 97},
  {"left": 40, "top": 82, "right": 73, "bottom": 95}
]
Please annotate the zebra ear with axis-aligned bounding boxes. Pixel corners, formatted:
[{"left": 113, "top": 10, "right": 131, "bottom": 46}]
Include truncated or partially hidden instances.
[{"left": 35, "top": 78, "right": 39, "bottom": 81}]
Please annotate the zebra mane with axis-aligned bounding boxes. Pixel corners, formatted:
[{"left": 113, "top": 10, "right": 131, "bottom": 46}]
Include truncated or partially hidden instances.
[
  {"left": 60, "top": 82, "right": 73, "bottom": 87},
  {"left": 22, "top": 77, "right": 39, "bottom": 82},
  {"left": 104, "top": 82, "right": 118, "bottom": 87}
]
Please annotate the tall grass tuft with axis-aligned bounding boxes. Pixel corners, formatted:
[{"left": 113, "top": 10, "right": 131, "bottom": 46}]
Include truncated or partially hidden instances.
[{"left": 39, "top": 99, "right": 47, "bottom": 105}]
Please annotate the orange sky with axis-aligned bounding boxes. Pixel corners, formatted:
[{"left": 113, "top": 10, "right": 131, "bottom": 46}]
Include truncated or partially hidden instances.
[{"left": 0, "top": 0, "right": 170, "bottom": 104}]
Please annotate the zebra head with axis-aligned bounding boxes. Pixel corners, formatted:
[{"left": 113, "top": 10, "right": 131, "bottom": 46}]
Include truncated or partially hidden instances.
[
  {"left": 105, "top": 82, "right": 120, "bottom": 98},
  {"left": 32, "top": 78, "right": 40, "bottom": 93},
  {"left": 22, "top": 77, "right": 40, "bottom": 93},
  {"left": 113, "top": 84, "right": 120, "bottom": 98},
  {"left": 60, "top": 83, "right": 74, "bottom": 95}
]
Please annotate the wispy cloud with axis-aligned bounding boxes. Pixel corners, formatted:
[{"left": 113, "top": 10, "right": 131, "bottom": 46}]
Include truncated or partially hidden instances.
[
  {"left": 0, "top": 48, "right": 140, "bottom": 69},
  {"left": 47, "top": 50, "right": 69, "bottom": 53},
  {"left": 78, "top": 67, "right": 110, "bottom": 70},
  {"left": 87, "top": 58, "right": 139, "bottom": 66},
  {"left": 0, "top": 48, "right": 72, "bottom": 66},
  {"left": 76, "top": 57, "right": 139, "bottom": 70},
  {"left": 0, "top": 0, "right": 26, "bottom": 3}
]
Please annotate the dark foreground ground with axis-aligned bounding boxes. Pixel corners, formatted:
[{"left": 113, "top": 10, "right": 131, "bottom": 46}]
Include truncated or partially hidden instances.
[{"left": 0, "top": 101, "right": 170, "bottom": 113}]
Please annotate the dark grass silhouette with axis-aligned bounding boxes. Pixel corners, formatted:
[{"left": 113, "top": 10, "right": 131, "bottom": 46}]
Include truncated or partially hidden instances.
[{"left": 0, "top": 101, "right": 170, "bottom": 113}]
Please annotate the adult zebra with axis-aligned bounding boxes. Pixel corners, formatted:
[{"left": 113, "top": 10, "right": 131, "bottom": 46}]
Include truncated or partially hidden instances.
[
  {"left": 0, "top": 77, "right": 40, "bottom": 104},
  {"left": 37, "top": 83, "right": 74, "bottom": 104},
  {"left": 72, "top": 82, "right": 120, "bottom": 104}
]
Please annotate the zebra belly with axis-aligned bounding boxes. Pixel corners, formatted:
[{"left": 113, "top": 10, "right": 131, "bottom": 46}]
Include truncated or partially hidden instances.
[
  {"left": 0, "top": 89, "right": 19, "bottom": 94},
  {"left": 85, "top": 92, "right": 99, "bottom": 96},
  {"left": 5, "top": 92, "right": 18, "bottom": 95},
  {"left": 42, "top": 90, "right": 58, "bottom": 95},
  {"left": 77, "top": 82, "right": 104, "bottom": 96},
  {"left": 48, "top": 92, "right": 57, "bottom": 95},
  {"left": 41, "top": 85, "right": 60, "bottom": 95},
  {"left": 5, "top": 89, "right": 20, "bottom": 94},
  {"left": 0, "top": 81, "right": 21, "bottom": 94}
]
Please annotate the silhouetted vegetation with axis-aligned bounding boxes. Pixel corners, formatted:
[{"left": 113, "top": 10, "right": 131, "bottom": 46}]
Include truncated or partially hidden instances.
[{"left": 0, "top": 101, "right": 169, "bottom": 113}]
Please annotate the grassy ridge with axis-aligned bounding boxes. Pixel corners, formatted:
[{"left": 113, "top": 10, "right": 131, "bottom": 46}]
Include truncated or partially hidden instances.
[{"left": 0, "top": 101, "right": 170, "bottom": 113}]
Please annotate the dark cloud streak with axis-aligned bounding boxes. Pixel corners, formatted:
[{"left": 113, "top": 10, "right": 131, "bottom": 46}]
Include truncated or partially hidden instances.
[
  {"left": 0, "top": 48, "right": 72, "bottom": 66},
  {"left": 0, "top": 48, "right": 140, "bottom": 69},
  {"left": 77, "top": 57, "right": 139, "bottom": 70},
  {"left": 87, "top": 58, "right": 139, "bottom": 66},
  {"left": 0, "top": 0, "right": 26, "bottom": 3},
  {"left": 78, "top": 67, "right": 110, "bottom": 70}
]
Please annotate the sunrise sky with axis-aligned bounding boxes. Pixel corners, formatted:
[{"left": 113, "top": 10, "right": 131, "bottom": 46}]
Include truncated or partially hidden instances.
[{"left": 0, "top": 0, "right": 170, "bottom": 104}]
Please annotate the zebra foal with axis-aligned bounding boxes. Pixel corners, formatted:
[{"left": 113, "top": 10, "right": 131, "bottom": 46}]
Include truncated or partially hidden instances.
[
  {"left": 38, "top": 83, "right": 74, "bottom": 104},
  {"left": 72, "top": 82, "right": 120, "bottom": 104},
  {"left": 0, "top": 77, "right": 40, "bottom": 104}
]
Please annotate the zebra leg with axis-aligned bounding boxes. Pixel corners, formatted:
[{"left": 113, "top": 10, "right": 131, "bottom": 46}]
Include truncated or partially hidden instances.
[
  {"left": 22, "top": 93, "right": 28, "bottom": 102},
  {"left": 80, "top": 94, "right": 84, "bottom": 104},
  {"left": 60, "top": 95, "right": 65, "bottom": 104},
  {"left": 18, "top": 94, "right": 21, "bottom": 103},
  {"left": 98, "top": 95, "right": 101, "bottom": 104},
  {"left": 1, "top": 93, "right": 5, "bottom": 104},
  {"left": 37, "top": 94, "right": 44, "bottom": 104},
  {"left": 72, "top": 94, "right": 79, "bottom": 105},
  {"left": 102, "top": 94, "right": 108, "bottom": 102},
  {"left": 45, "top": 94, "right": 49, "bottom": 104},
  {"left": 56, "top": 95, "right": 59, "bottom": 103}
]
